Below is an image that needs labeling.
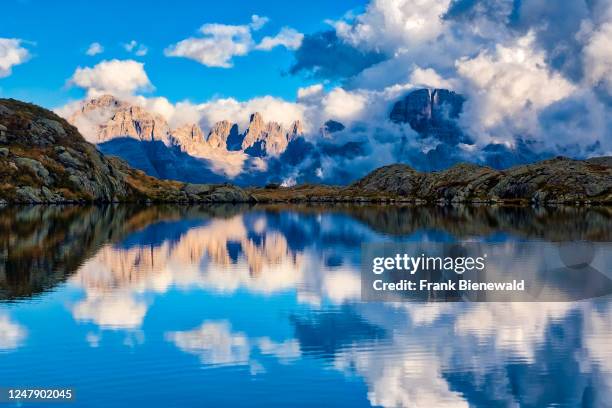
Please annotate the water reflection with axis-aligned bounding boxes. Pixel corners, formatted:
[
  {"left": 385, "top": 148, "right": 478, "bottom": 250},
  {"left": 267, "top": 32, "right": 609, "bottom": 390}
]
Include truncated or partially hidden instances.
[
  {"left": 0, "top": 204, "right": 611, "bottom": 407},
  {"left": 0, "top": 312, "right": 27, "bottom": 350}
]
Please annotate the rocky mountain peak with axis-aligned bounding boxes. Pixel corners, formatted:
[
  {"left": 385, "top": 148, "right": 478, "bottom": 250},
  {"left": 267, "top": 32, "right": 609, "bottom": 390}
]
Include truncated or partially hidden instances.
[
  {"left": 172, "top": 123, "right": 205, "bottom": 148},
  {"left": 207, "top": 120, "right": 238, "bottom": 150},
  {"left": 288, "top": 120, "right": 304, "bottom": 140},
  {"left": 68, "top": 95, "right": 172, "bottom": 145},
  {"left": 77, "top": 94, "right": 127, "bottom": 114},
  {"left": 240, "top": 112, "right": 303, "bottom": 157},
  {"left": 249, "top": 112, "right": 264, "bottom": 125},
  {"left": 321, "top": 120, "right": 345, "bottom": 137},
  {"left": 98, "top": 105, "right": 171, "bottom": 144},
  {"left": 390, "top": 88, "right": 467, "bottom": 144}
]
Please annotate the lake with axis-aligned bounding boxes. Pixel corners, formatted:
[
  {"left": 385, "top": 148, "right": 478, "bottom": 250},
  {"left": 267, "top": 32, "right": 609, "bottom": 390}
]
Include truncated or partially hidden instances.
[{"left": 1, "top": 205, "right": 611, "bottom": 407}]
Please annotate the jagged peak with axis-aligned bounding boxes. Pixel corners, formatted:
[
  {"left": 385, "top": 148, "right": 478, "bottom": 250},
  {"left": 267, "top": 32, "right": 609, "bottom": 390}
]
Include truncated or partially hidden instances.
[
  {"left": 321, "top": 119, "right": 345, "bottom": 137},
  {"left": 289, "top": 120, "right": 303, "bottom": 134},
  {"left": 211, "top": 119, "right": 232, "bottom": 129},
  {"left": 249, "top": 112, "right": 264, "bottom": 124},
  {"left": 174, "top": 122, "right": 203, "bottom": 138},
  {"left": 88, "top": 94, "right": 122, "bottom": 104}
]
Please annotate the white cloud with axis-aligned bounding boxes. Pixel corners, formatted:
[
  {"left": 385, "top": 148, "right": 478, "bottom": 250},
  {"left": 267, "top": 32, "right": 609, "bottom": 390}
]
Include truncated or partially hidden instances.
[
  {"left": 256, "top": 27, "right": 304, "bottom": 50},
  {"left": 333, "top": 0, "right": 452, "bottom": 54},
  {"left": 297, "top": 83, "right": 324, "bottom": 100},
  {"left": 322, "top": 87, "right": 368, "bottom": 121},
  {"left": 69, "top": 59, "right": 153, "bottom": 97},
  {"left": 409, "top": 66, "right": 456, "bottom": 90},
  {"left": 72, "top": 294, "right": 148, "bottom": 329},
  {"left": 0, "top": 313, "right": 27, "bottom": 350},
  {"left": 456, "top": 32, "right": 576, "bottom": 143},
  {"left": 123, "top": 40, "right": 148, "bottom": 57},
  {"left": 583, "top": 22, "right": 612, "bottom": 93},
  {"left": 250, "top": 14, "right": 269, "bottom": 31},
  {"left": 165, "top": 15, "right": 303, "bottom": 67},
  {"left": 196, "top": 95, "right": 305, "bottom": 131},
  {"left": 0, "top": 38, "right": 31, "bottom": 78},
  {"left": 164, "top": 15, "right": 266, "bottom": 68},
  {"left": 86, "top": 42, "right": 103, "bottom": 56},
  {"left": 166, "top": 321, "right": 251, "bottom": 366}
]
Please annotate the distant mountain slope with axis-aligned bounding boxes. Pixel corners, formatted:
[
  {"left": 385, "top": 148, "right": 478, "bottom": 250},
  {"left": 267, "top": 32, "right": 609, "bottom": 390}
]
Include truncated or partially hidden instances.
[{"left": 0, "top": 98, "right": 252, "bottom": 203}]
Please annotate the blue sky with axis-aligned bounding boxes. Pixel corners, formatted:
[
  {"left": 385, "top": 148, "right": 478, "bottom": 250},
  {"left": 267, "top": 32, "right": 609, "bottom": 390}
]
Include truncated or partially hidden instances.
[{"left": 0, "top": 0, "right": 364, "bottom": 107}]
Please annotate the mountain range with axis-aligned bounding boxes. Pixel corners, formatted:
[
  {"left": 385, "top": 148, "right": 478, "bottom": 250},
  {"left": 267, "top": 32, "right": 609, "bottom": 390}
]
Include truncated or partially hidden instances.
[
  {"left": 0, "top": 97, "right": 610, "bottom": 205},
  {"left": 64, "top": 88, "right": 551, "bottom": 186},
  {"left": 67, "top": 95, "right": 303, "bottom": 184}
]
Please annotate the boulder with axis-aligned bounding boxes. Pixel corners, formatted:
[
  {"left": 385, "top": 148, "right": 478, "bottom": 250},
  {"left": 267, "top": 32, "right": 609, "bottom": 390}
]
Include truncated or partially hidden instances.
[
  {"left": 57, "top": 151, "right": 83, "bottom": 168},
  {"left": 15, "top": 157, "right": 52, "bottom": 184},
  {"left": 15, "top": 186, "right": 43, "bottom": 203}
]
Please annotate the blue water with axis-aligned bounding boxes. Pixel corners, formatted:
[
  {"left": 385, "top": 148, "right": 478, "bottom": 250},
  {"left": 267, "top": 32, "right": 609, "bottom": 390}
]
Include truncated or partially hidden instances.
[{"left": 0, "top": 205, "right": 611, "bottom": 407}]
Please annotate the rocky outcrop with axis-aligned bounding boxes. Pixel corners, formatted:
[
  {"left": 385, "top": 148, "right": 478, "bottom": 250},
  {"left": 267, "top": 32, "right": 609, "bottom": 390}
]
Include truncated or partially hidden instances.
[
  {"left": 0, "top": 98, "right": 253, "bottom": 204},
  {"left": 99, "top": 105, "right": 172, "bottom": 144},
  {"left": 241, "top": 113, "right": 303, "bottom": 157},
  {"left": 349, "top": 157, "right": 612, "bottom": 204},
  {"left": 320, "top": 120, "right": 345, "bottom": 137},
  {"left": 250, "top": 156, "right": 611, "bottom": 205},
  {"left": 206, "top": 120, "right": 238, "bottom": 149},
  {"left": 171, "top": 123, "right": 206, "bottom": 149},
  {"left": 390, "top": 88, "right": 467, "bottom": 144}
]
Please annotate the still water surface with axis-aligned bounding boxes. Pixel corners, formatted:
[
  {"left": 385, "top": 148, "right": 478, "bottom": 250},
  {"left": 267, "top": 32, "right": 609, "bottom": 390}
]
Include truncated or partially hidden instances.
[{"left": 0, "top": 205, "right": 611, "bottom": 407}]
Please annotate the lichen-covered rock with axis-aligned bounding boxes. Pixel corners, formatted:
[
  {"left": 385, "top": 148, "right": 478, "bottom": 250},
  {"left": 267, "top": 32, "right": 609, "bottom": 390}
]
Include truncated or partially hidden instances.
[
  {"left": 350, "top": 157, "right": 611, "bottom": 204},
  {"left": 15, "top": 186, "right": 43, "bottom": 203},
  {"left": 57, "top": 150, "right": 83, "bottom": 168},
  {"left": 208, "top": 185, "right": 253, "bottom": 202},
  {"left": 15, "top": 157, "right": 52, "bottom": 184}
]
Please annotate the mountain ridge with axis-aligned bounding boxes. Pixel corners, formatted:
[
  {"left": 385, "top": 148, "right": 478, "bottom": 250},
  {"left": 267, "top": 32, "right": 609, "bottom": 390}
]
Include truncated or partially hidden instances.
[
  {"left": 1, "top": 98, "right": 610, "bottom": 205},
  {"left": 63, "top": 89, "right": 558, "bottom": 186},
  {"left": 67, "top": 94, "right": 305, "bottom": 183}
]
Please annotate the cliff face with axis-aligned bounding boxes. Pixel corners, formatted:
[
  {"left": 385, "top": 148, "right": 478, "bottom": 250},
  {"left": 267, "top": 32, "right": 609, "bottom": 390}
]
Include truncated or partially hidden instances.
[
  {"left": 390, "top": 88, "right": 467, "bottom": 144},
  {"left": 64, "top": 95, "right": 306, "bottom": 183},
  {"left": 69, "top": 95, "right": 172, "bottom": 144},
  {"left": 241, "top": 112, "right": 303, "bottom": 157},
  {"left": 68, "top": 95, "right": 304, "bottom": 158},
  {"left": 0, "top": 98, "right": 252, "bottom": 204}
]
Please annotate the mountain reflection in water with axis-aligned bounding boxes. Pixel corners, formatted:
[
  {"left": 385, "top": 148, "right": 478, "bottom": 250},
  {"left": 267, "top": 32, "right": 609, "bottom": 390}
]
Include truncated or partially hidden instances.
[{"left": 0, "top": 204, "right": 611, "bottom": 407}]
